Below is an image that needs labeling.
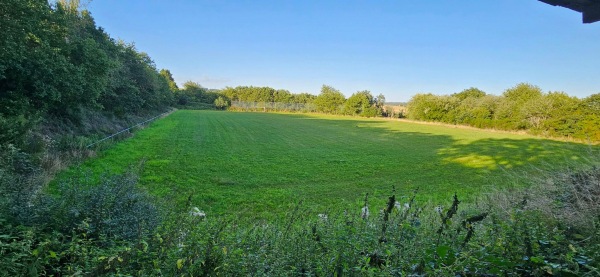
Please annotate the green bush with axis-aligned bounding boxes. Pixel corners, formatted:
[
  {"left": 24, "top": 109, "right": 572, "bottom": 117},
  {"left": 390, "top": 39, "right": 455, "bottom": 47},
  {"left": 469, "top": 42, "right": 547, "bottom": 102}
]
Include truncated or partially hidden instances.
[
  {"left": 68, "top": 178, "right": 593, "bottom": 276},
  {"left": 31, "top": 172, "right": 160, "bottom": 241},
  {"left": 407, "top": 86, "right": 600, "bottom": 142},
  {"left": 0, "top": 167, "right": 162, "bottom": 275}
]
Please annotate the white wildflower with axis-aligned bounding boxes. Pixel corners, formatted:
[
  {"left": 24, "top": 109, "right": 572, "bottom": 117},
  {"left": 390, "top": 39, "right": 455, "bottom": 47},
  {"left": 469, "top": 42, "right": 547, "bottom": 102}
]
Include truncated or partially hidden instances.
[
  {"left": 190, "top": 207, "right": 206, "bottom": 218},
  {"left": 318, "top": 214, "right": 328, "bottom": 221},
  {"left": 177, "top": 231, "right": 188, "bottom": 250},
  {"left": 434, "top": 206, "right": 443, "bottom": 213},
  {"left": 394, "top": 201, "right": 410, "bottom": 211},
  {"left": 361, "top": 206, "right": 370, "bottom": 219}
]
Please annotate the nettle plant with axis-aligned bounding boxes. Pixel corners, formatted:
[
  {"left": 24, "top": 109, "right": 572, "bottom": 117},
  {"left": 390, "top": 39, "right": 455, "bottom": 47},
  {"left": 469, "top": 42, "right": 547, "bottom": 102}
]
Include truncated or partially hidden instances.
[
  {"left": 143, "top": 185, "right": 598, "bottom": 276},
  {"left": 2, "top": 168, "right": 598, "bottom": 275},
  {"left": 142, "top": 190, "right": 495, "bottom": 276}
]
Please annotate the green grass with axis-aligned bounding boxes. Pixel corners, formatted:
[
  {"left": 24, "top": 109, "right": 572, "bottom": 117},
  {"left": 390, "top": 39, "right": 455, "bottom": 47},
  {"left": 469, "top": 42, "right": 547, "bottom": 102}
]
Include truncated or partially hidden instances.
[{"left": 56, "top": 110, "right": 598, "bottom": 218}]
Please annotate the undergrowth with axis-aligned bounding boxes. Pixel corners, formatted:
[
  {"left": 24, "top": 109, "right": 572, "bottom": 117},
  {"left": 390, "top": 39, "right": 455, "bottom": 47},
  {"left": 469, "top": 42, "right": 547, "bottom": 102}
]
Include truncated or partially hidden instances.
[{"left": 2, "top": 160, "right": 599, "bottom": 276}]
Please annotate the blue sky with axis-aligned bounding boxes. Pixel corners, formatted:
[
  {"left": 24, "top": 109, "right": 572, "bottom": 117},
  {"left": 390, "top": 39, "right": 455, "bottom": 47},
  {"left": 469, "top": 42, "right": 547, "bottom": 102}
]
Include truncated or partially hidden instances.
[{"left": 87, "top": 0, "right": 599, "bottom": 102}]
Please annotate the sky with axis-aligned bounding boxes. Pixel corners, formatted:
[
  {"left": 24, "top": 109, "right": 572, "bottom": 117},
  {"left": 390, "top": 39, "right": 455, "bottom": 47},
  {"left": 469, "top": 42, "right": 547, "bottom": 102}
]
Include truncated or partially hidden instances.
[{"left": 86, "top": 0, "right": 600, "bottom": 102}]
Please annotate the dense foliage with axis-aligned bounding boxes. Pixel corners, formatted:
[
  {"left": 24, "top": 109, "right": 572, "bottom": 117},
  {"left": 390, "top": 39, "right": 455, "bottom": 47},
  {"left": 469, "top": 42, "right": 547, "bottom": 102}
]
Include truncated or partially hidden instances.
[
  {"left": 314, "top": 85, "right": 346, "bottom": 114},
  {"left": 343, "top": 90, "right": 386, "bottom": 117},
  {"left": 0, "top": 2, "right": 173, "bottom": 273},
  {"left": 407, "top": 83, "right": 600, "bottom": 141},
  {"left": 221, "top": 85, "right": 386, "bottom": 116},
  {"left": 2, "top": 166, "right": 599, "bottom": 275},
  {"left": 173, "top": 81, "right": 221, "bottom": 109},
  {"left": 0, "top": 0, "right": 173, "bottom": 147}
]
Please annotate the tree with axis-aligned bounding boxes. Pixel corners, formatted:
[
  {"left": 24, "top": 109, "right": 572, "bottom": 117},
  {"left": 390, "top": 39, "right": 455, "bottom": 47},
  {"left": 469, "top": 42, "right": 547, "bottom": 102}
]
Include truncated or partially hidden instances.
[
  {"left": 407, "top": 94, "right": 457, "bottom": 122},
  {"left": 0, "top": 0, "right": 174, "bottom": 145},
  {"left": 375, "top": 94, "right": 386, "bottom": 109},
  {"left": 583, "top": 93, "right": 600, "bottom": 113},
  {"left": 159, "top": 69, "right": 179, "bottom": 92},
  {"left": 407, "top": 94, "right": 433, "bottom": 120},
  {"left": 182, "top": 81, "right": 203, "bottom": 91},
  {"left": 273, "top": 89, "right": 293, "bottom": 103},
  {"left": 0, "top": 0, "right": 54, "bottom": 143},
  {"left": 452, "top": 95, "right": 497, "bottom": 127},
  {"left": 214, "top": 96, "right": 229, "bottom": 110},
  {"left": 183, "top": 81, "right": 206, "bottom": 100},
  {"left": 495, "top": 83, "right": 544, "bottom": 129},
  {"left": 344, "top": 90, "right": 381, "bottom": 117},
  {"left": 502, "top": 83, "right": 543, "bottom": 103},
  {"left": 520, "top": 95, "right": 555, "bottom": 129},
  {"left": 578, "top": 93, "right": 600, "bottom": 140},
  {"left": 314, "top": 85, "right": 346, "bottom": 114},
  {"left": 220, "top": 87, "right": 238, "bottom": 102},
  {"left": 374, "top": 94, "right": 386, "bottom": 116},
  {"left": 293, "top": 93, "right": 317, "bottom": 104},
  {"left": 452, "top": 87, "right": 486, "bottom": 101},
  {"left": 57, "top": 0, "right": 82, "bottom": 13}
]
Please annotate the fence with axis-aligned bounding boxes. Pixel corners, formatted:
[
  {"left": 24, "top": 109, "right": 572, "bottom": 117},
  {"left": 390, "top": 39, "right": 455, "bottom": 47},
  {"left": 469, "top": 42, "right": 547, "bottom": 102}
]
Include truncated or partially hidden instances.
[{"left": 86, "top": 111, "right": 171, "bottom": 148}]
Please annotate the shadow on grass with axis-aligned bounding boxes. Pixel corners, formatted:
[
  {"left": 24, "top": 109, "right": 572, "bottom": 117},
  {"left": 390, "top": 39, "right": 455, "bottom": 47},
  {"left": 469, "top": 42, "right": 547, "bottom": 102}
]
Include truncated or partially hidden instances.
[
  {"left": 54, "top": 111, "right": 600, "bottom": 218},
  {"left": 284, "top": 113, "right": 597, "bottom": 172},
  {"left": 276, "top": 113, "right": 599, "bottom": 200},
  {"left": 438, "top": 138, "right": 597, "bottom": 171}
]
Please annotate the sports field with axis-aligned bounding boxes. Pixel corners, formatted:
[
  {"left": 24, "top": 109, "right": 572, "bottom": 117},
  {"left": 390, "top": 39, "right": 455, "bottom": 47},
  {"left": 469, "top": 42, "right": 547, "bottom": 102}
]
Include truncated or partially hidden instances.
[{"left": 60, "top": 110, "right": 596, "bottom": 217}]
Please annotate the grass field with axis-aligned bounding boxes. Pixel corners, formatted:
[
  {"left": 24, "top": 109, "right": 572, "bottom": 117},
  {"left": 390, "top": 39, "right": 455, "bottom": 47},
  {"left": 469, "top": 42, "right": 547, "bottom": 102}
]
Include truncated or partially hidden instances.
[{"left": 57, "top": 110, "right": 598, "bottom": 218}]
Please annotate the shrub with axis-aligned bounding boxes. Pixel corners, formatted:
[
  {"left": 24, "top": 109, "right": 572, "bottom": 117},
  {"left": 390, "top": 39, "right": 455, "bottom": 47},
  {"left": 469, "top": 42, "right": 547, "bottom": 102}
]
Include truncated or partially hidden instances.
[
  {"left": 1, "top": 168, "right": 162, "bottom": 275},
  {"left": 2, "top": 172, "right": 599, "bottom": 275},
  {"left": 0, "top": 145, "right": 43, "bottom": 225},
  {"left": 37, "top": 171, "right": 160, "bottom": 241}
]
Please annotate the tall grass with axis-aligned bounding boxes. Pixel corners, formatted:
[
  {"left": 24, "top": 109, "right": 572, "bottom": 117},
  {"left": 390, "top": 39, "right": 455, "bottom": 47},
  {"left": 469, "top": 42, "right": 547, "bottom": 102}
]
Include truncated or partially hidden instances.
[{"left": 3, "top": 164, "right": 599, "bottom": 275}]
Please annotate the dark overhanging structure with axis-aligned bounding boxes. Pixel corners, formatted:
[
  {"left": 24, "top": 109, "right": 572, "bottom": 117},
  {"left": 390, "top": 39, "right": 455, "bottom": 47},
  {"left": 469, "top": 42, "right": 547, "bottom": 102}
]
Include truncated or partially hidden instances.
[{"left": 539, "top": 0, "right": 600, "bottom": 23}]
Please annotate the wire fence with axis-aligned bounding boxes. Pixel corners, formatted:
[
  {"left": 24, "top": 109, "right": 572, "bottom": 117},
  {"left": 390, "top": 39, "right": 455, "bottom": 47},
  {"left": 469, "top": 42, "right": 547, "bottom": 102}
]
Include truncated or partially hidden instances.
[
  {"left": 230, "top": 101, "right": 317, "bottom": 112},
  {"left": 85, "top": 111, "right": 171, "bottom": 148}
]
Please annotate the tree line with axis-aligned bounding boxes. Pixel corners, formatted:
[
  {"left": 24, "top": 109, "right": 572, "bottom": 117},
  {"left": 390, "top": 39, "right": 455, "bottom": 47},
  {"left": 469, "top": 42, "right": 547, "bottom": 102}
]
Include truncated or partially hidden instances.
[
  {"left": 182, "top": 84, "right": 387, "bottom": 117},
  {"left": 0, "top": 0, "right": 389, "bottom": 148},
  {"left": 0, "top": 0, "right": 174, "bottom": 146},
  {"left": 407, "top": 83, "right": 600, "bottom": 141},
  {"left": 6, "top": 1, "right": 596, "bottom": 145}
]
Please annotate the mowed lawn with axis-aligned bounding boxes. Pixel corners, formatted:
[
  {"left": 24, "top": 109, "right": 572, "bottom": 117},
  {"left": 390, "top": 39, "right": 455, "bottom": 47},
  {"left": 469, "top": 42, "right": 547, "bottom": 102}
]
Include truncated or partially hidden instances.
[{"left": 58, "top": 110, "right": 598, "bottom": 217}]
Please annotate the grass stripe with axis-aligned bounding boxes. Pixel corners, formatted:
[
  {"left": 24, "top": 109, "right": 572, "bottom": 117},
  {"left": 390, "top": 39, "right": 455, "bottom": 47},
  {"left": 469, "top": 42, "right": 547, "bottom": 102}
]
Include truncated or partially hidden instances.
[{"left": 55, "top": 110, "right": 598, "bottom": 218}]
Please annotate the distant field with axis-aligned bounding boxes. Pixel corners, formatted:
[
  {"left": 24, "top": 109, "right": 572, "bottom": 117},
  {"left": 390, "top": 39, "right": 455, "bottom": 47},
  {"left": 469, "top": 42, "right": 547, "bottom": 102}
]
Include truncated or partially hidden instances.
[{"left": 57, "top": 110, "right": 598, "bottom": 218}]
